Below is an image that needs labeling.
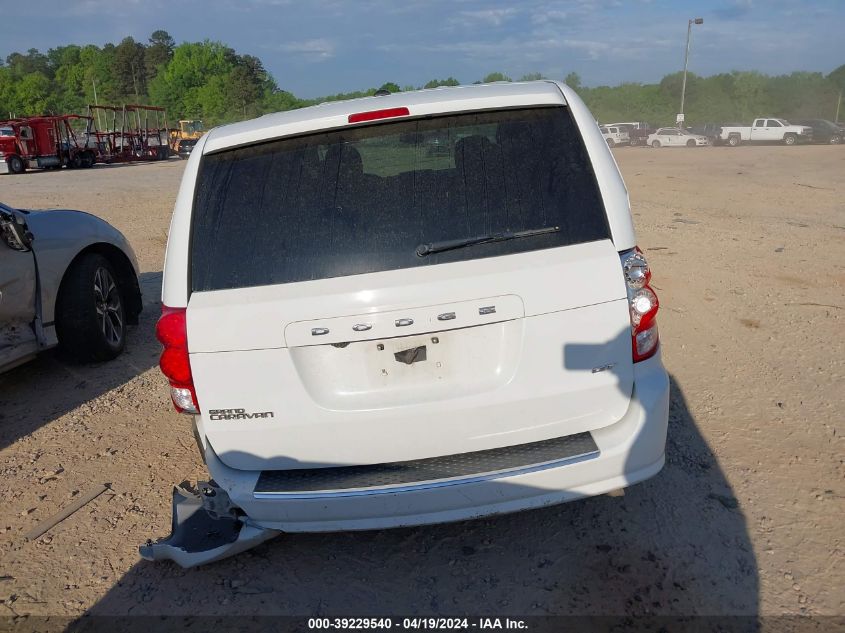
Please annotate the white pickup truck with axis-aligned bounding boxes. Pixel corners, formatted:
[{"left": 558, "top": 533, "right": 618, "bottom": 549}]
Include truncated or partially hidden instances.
[{"left": 719, "top": 118, "right": 813, "bottom": 146}]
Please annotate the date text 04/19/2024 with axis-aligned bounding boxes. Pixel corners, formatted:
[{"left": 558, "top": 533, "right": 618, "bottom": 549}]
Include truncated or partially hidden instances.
[{"left": 306, "top": 618, "right": 528, "bottom": 630}]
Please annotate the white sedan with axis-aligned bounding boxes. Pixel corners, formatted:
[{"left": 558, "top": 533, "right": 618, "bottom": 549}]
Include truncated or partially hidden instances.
[
  {"left": 647, "top": 128, "right": 710, "bottom": 147},
  {"left": 1, "top": 202, "right": 142, "bottom": 372}
]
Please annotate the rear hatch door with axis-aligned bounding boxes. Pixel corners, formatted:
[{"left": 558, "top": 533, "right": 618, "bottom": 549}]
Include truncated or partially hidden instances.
[{"left": 185, "top": 104, "right": 633, "bottom": 470}]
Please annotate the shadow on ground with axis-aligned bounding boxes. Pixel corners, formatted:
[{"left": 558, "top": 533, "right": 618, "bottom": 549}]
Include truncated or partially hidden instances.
[
  {"left": 0, "top": 271, "right": 161, "bottom": 450},
  {"left": 71, "top": 373, "right": 757, "bottom": 622},
  {"left": 3, "top": 160, "right": 179, "bottom": 182}
]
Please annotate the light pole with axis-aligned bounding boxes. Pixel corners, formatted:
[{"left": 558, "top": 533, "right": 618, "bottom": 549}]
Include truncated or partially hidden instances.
[{"left": 678, "top": 17, "right": 704, "bottom": 125}]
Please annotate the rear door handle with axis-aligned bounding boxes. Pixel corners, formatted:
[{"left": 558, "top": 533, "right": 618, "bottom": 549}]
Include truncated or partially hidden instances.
[{"left": 395, "top": 318, "right": 414, "bottom": 327}]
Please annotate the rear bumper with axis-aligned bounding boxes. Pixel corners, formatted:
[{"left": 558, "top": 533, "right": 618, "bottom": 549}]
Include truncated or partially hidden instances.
[{"left": 200, "top": 351, "right": 669, "bottom": 532}]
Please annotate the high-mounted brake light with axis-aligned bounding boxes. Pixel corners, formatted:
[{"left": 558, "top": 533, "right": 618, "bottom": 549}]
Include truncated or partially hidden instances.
[
  {"left": 620, "top": 248, "right": 660, "bottom": 362},
  {"left": 156, "top": 305, "right": 199, "bottom": 414},
  {"left": 348, "top": 107, "right": 410, "bottom": 124}
]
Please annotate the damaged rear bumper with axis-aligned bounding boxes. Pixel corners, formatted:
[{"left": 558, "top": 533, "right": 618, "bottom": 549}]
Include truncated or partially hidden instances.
[
  {"left": 210, "top": 353, "right": 669, "bottom": 532},
  {"left": 142, "top": 353, "right": 668, "bottom": 566},
  {"left": 138, "top": 481, "right": 279, "bottom": 568}
]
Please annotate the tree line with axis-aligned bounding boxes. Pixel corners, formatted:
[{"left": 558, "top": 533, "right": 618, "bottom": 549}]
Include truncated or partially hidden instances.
[{"left": 1, "top": 31, "right": 843, "bottom": 127}]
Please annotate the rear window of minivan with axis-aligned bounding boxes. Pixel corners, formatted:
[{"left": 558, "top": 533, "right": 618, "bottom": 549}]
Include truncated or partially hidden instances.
[{"left": 190, "top": 106, "right": 609, "bottom": 291}]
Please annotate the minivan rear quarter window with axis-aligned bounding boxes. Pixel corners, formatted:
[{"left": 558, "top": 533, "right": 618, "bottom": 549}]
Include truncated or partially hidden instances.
[{"left": 190, "top": 106, "right": 610, "bottom": 291}]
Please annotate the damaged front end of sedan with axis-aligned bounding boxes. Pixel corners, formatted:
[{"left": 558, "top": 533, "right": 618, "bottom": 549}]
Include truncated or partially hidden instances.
[{"left": 139, "top": 480, "right": 279, "bottom": 568}]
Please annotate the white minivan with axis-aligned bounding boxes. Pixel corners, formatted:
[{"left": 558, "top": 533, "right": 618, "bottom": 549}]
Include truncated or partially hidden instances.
[
  {"left": 142, "top": 81, "right": 670, "bottom": 567},
  {"left": 599, "top": 125, "right": 630, "bottom": 147}
]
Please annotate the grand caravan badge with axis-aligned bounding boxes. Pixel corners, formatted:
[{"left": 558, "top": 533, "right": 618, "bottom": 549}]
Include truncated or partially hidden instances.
[{"left": 209, "top": 408, "right": 275, "bottom": 421}]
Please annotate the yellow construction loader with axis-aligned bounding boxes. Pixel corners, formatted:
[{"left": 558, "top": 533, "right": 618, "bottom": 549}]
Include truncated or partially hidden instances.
[{"left": 169, "top": 120, "right": 205, "bottom": 157}]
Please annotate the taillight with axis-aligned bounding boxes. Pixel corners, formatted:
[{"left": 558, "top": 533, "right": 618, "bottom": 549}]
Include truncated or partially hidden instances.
[
  {"left": 620, "top": 248, "right": 660, "bottom": 362},
  {"left": 156, "top": 305, "right": 199, "bottom": 414},
  {"left": 348, "top": 107, "right": 410, "bottom": 123}
]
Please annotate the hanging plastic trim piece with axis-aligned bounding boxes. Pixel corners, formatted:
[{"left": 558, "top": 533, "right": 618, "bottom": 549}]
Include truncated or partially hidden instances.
[{"left": 139, "top": 481, "right": 279, "bottom": 568}]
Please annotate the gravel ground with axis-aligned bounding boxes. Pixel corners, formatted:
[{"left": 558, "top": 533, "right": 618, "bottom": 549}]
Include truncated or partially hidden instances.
[{"left": 0, "top": 145, "right": 842, "bottom": 619}]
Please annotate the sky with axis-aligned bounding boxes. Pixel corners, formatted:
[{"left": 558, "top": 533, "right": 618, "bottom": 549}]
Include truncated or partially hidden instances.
[{"left": 1, "top": 0, "right": 842, "bottom": 98}]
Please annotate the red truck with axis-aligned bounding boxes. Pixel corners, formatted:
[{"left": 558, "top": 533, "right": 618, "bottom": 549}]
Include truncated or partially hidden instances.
[{"left": 0, "top": 115, "right": 97, "bottom": 175}]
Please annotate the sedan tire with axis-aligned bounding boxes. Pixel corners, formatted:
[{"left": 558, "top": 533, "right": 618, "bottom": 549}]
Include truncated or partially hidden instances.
[
  {"left": 651, "top": 140, "right": 661, "bottom": 148},
  {"left": 55, "top": 253, "right": 126, "bottom": 362}
]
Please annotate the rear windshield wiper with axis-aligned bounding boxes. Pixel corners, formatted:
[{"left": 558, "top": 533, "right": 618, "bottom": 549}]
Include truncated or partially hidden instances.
[{"left": 416, "top": 226, "right": 560, "bottom": 257}]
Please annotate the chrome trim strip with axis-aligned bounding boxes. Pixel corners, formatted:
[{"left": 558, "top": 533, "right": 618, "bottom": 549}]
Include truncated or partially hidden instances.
[{"left": 253, "top": 448, "right": 600, "bottom": 500}]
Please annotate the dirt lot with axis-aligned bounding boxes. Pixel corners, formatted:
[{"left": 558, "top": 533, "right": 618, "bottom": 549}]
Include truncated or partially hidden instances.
[{"left": 0, "top": 146, "right": 842, "bottom": 619}]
